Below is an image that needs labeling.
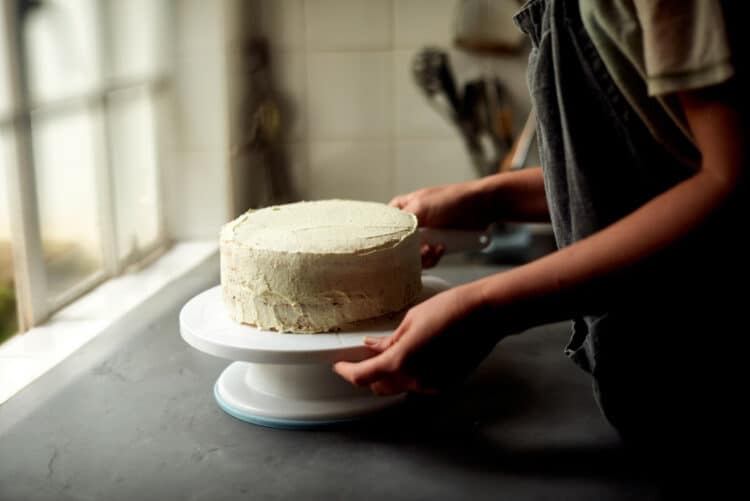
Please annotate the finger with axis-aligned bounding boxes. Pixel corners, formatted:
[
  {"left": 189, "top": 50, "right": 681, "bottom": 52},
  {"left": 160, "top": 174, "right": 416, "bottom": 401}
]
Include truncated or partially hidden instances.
[
  {"left": 335, "top": 315, "right": 413, "bottom": 386},
  {"left": 434, "top": 243, "right": 445, "bottom": 259},
  {"left": 389, "top": 194, "right": 408, "bottom": 208},
  {"left": 392, "top": 196, "right": 422, "bottom": 219},
  {"left": 420, "top": 243, "right": 444, "bottom": 258},
  {"left": 333, "top": 353, "right": 395, "bottom": 387},
  {"left": 420, "top": 243, "right": 444, "bottom": 268},
  {"left": 363, "top": 335, "right": 393, "bottom": 352}
]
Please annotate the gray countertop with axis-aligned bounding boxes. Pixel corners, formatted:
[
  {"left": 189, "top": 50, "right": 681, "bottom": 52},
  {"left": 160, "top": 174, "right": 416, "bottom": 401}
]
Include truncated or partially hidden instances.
[{"left": 0, "top": 259, "right": 658, "bottom": 500}]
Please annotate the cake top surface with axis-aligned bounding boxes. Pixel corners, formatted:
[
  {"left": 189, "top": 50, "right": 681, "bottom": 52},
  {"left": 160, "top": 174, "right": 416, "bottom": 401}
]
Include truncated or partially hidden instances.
[{"left": 222, "top": 199, "right": 418, "bottom": 254}]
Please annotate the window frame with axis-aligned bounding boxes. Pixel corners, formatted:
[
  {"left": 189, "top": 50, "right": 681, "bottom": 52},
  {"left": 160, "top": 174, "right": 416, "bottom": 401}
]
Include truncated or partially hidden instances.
[{"left": 0, "top": 0, "right": 171, "bottom": 332}]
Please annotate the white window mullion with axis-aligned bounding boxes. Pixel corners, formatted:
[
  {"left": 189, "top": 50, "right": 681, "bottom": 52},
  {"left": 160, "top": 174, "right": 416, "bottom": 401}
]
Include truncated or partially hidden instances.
[
  {"left": 92, "top": 97, "right": 120, "bottom": 276},
  {"left": 5, "top": 126, "right": 47, "bottom": 329},
  {"left": 149, "top": 83, "right": 170, "bottom": 248},
  {"left": 1, "top": 0, "right": 48, "bottom": 328},
  {"left": 92, "top": 0, "right": 118, "bottom": 276}
]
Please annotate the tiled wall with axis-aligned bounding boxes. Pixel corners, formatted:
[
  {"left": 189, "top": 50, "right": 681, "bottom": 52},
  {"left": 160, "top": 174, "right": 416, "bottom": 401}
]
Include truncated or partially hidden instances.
[
  {"left": 167, "top": 0, "right": 241, "bottom": 238},
  {"left": 249, "top": 0, "right": 532, "bottom": 205}
]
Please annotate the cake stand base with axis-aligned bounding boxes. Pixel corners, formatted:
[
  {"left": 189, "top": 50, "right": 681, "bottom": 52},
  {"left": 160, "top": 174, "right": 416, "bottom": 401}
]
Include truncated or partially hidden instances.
[
  {"left": 213, "top": 362, "right": 404, "bottom": 429},
  {"left": 180, "top": 275, "right": 450, "bottom": 429}
]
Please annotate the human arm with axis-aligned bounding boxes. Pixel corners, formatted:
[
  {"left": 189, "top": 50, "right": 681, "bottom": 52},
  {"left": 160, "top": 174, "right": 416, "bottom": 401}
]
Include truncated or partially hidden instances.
[
  {"left": 335, "top": 85, "right": 744, "bottom": 394},
  {"left": 392, "top": 165, "right": 550, "bottom": 229},
  {"left": 394, "top": 166, "right": 550, "bottom": 267}
]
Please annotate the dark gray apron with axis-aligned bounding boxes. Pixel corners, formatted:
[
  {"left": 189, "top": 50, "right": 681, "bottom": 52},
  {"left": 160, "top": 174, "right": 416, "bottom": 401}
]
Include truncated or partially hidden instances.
[{"left": 512, "top": 0, "right": 747, "bottom": 456}]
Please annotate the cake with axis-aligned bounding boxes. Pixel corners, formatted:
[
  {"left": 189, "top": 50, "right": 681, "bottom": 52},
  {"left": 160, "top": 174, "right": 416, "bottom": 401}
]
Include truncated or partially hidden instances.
[{"left": 220, "top": 199, "right": 422, "bottom": 333}]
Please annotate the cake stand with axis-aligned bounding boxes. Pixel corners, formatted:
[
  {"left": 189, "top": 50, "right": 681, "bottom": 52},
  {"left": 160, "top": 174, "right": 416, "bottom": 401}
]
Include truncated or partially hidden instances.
[{"left": 180, "top": 275, "right": 451, "bottom": 429}]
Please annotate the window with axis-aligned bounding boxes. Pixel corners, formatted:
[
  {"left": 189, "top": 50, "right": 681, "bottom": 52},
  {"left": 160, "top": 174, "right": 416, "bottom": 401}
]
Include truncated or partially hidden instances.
[
  {"left": 0, "top": 0, "right": 173, "bottom": 340},
  {"left": 0, "top": 130, "right": 15, "bottom": 344}
]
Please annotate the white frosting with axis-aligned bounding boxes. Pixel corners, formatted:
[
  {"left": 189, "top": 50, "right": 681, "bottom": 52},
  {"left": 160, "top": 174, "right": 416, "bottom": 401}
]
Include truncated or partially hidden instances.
[{"left": 220, "top": 200, "right": 422, "bottom": 333}]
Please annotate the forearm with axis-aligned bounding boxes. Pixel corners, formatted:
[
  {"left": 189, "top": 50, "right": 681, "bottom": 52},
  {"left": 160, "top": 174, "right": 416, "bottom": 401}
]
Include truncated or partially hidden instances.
[
  {"left": 472, "top": 166, "right": 550, "bottom": 223},
  {"left": 335, "top": 84, "right": 745, "bottom": 396},
  {"left": 456, "top": 87, "right": 744, "bottom": 336},
  {"left": 472, "top": 169, "right": 732, "bottom": 328}
]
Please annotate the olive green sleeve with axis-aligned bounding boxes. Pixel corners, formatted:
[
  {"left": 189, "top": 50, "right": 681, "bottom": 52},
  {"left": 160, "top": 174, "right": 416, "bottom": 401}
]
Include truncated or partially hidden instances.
[{"left": 633, "top": 0, "right": 734, "bottom": 96}]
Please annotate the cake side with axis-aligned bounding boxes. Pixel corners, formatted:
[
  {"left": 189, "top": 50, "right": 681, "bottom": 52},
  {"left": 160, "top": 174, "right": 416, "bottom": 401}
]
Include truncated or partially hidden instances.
[{"left": 220, "top": 200, "right": 422, "bottom": 333}]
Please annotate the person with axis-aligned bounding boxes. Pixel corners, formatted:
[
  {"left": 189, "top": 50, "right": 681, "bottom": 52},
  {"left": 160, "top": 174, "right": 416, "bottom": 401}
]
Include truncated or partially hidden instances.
[{"left": 334, "top": 0, "right": 747, "bottom": 492}]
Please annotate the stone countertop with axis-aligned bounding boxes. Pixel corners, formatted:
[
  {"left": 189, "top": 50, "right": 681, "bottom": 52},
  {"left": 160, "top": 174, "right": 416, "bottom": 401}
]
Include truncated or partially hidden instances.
[{"left": 0, "top": 259, "right": 658, "bottom": 500}]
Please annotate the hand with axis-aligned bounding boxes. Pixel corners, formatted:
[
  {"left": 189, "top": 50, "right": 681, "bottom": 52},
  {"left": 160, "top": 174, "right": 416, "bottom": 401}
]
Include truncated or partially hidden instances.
[
  {"left": 333, "top": 285, "right": 498, "bottom": 395},
  {"left": 390, "top": 182, "right": 488, "bottom": 230},
  {"left": 391, "top": 182, "right": 487, "bottom": 268}
]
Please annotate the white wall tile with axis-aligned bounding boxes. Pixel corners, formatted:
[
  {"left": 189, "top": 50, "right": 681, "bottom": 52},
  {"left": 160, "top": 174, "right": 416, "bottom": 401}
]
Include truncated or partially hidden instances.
[
  {"left": 175, "top": 0, "right": 224, "bottom": 58},
  {"left": 270, "top": 52, "right": 307, "bottom": 142},
  {"left": 395, "top": 138, "right": 476, "bottom": 195},
  {"left": 258, "top": 0, "right": 306, "bottom": 52},
  {"left": 307, "top": 52, "right": 392, "bottom": 140},
  {"left": 394, "top": 50, "right": 457, "bottom": 139},
  {"left": 394, "top": 0, "right": 458, "bottom": 50},
  {"left": 308, "top": 141, "right": 393, "bottom": 202},
  {"left": 174, "top": 56, "right": 228, "bottom": 150},
  {"left": 166, "top": 150, "right": 229, "bottom": 239},
  {"left": 284, "top": 143, "right": 309, "bottom": 200},
  {"left": 305, "top": 0, "right": 393, "bottom": 51}
]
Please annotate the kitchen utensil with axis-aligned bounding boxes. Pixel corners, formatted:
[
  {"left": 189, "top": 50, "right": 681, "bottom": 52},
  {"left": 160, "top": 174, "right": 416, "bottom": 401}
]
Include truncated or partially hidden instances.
[
  {"left": 412, "top": 48, "right": 516, "bottom": 177},
  {"left": 412, "top": 48, "right": 463, "bottom": 123},
  {"left": 419, "top": 228, "right": 490, "bottom": 254},
  {"left": 500, "top": 110, "right": 536, "bottom": 172}
]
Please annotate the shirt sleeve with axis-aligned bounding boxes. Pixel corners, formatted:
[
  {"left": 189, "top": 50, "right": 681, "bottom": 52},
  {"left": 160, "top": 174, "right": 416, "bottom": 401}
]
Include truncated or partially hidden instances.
[{"left": 633, "top": 0, "right": 734, "bottom": 96}]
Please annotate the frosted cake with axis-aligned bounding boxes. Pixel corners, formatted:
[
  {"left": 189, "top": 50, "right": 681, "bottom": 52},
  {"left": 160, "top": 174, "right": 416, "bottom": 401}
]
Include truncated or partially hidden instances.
[{"left": 220, "top": 199, "right": 422, "bottom": 333}]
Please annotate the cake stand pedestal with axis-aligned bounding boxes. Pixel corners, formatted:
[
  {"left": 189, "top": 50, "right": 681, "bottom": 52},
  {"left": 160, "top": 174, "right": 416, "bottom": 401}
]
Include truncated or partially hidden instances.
[{"left": 179, "top": 275, "right": 450, "bottom": 429}]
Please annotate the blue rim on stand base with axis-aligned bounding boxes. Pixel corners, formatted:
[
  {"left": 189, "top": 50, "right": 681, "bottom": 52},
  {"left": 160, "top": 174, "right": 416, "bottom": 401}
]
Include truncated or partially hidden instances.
[
  {"left": 211, "top": 361, "right": 406, "bottom": 430},
  {"left": 213, "top": 382, "right": 365, "bottom": 430}
]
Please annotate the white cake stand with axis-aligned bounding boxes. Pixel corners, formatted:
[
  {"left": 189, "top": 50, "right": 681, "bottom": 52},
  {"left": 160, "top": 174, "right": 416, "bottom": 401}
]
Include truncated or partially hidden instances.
[{"left": 179, "top": 275, "right": 451, "bottom": 429}]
